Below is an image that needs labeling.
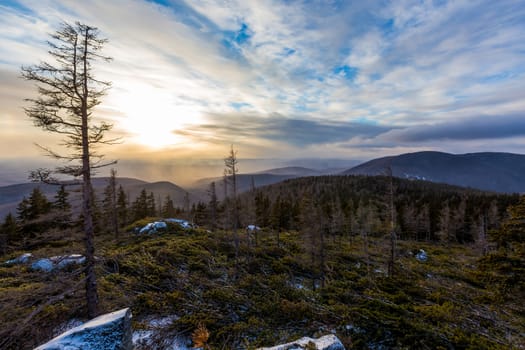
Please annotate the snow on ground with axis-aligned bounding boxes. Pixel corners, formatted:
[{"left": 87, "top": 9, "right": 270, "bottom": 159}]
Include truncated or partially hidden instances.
[
  {"left": 257, "top": 334, "right": 345, "bottom": 350},
  {"left": 35, "top": 308, "right": 131, "bottom": 350},
  {"left": 133, "top": 315, "right": 191, "bottom": 350}
]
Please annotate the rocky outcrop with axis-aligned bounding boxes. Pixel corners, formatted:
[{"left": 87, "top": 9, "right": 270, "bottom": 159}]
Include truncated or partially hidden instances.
[
  {"left": 4, "top": 253, "right": 85, "bottom": 272},
  {"left": 35, "top": 308, "right": 132, "bottom": 350},
  {"left": 258, "top": 334, "right": 345, "bottom": 350}
]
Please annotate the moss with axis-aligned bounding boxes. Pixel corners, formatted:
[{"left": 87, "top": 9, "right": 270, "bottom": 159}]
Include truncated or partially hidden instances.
[{"left": 2, "top": 225, "right": 524, "bottom": 349}]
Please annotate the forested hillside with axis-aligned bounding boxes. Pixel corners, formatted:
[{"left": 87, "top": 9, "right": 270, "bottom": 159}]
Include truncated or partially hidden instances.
[
  {"left": 0, "top": 175, "right": 524, "bottom": 349},
  {"left": 237, "top": 175, "right": 519, "bottom": 244}
]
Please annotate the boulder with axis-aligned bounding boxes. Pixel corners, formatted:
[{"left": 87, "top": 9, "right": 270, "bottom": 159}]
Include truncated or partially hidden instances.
[
  {"left": 52, "top": 254, "right": 86, "bottom": 268},
  {"left": 4, "top": 253, "right": 33, "bottom": 265},
  {"left": 31, "top": 258, "right": 54, "bottom": 272},
  {"left": 35, "top": 308, "right": 133, "bottom": 350},
  {"left": 139, "top": 221, "right": 168, "bottom": 234},
  {"left": 30, "top": 255, "right": 85, "bottom": 272},
  {"left": 415, "top": 249, "right": 428, "bottom": 262},
  {"left": 165, "top": 218, "right": 193, "bottom": 229},
  {"left": 258, "top": 334, "right": 345, "bottom": 350}
]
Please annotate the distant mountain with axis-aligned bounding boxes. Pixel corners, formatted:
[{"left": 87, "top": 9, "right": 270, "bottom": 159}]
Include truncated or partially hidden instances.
[
  {"left": 254, "top": 166, "right": 322, "bottom": 176},
  {"left": 0, "top": 177, "right": 192, "bottom": 219},
  {"left": 190, "top": 173, "right": 297, "bottom": 199},
  {"left": 190, "top": 166, "right": 349, "bottom": 197},
  {"left": 342, "top": 151, "right": 525, "bottom": 193}
]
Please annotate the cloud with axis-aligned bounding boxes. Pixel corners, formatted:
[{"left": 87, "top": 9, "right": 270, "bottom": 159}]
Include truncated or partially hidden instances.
[
  {"left": 0, "top": 0, "right": 524, "bottom": 165},
  {"left": 389, "top": 114, "right": 525, "bottom": 142},
  {"left": 174, "top": 112, "right": 394, "bottom": 147}
]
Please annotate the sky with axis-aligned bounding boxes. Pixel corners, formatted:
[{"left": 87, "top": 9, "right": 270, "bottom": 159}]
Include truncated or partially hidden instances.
[{"left": 1, "top": 0, "right": 524, "bottom": 185}]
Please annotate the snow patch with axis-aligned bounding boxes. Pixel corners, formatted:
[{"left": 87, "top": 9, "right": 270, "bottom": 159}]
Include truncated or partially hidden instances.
[
  {"left": 257, "top": 334, "right": 345, "bottom": 350},
  {"left": 133, "top": 315, "right": 190, "bottom": 350}
]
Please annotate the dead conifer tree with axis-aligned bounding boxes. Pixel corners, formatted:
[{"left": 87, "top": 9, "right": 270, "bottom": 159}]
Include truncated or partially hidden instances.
[
  {"left": 224, "top": 145, "right": 239, "bottom": 258},
  {"left": 21, "top": 22, "right": 117, "bottom": 318}
]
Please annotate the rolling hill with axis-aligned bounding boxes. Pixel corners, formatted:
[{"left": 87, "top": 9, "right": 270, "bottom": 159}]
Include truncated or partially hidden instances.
[
  {"left": 342, "top": 151, "right": 525, "bottom": 193},
  {"left": 0, "top": 177, "right": 192, "bottom": 219}
]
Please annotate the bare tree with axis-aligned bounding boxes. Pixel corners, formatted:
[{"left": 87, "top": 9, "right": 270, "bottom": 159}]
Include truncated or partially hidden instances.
[
  {"left": 21, "top": 22, "right": 116, "bottom": 318},
  {"left": 224, "top": 145, "right": 239, "bottom": 257}
]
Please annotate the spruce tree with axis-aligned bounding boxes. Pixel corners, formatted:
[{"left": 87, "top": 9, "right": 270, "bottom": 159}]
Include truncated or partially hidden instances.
[
  {"left": 132, "top": 189, "right": 149, "bottom": 221},
  {"left": 116, "top": 185, "right": 128, "bottom": 227},
  {"left": 0, "top": 213, "right": 19, "bottom": 254},
  {"left": 208, "top": 182, "right": 218, "bottom": 231},
  {"left": 162, "top": 195, "right": 176, "bottom": 218}
]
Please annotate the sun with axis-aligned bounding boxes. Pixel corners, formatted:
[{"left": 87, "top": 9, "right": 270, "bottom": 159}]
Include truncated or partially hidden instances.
[{"left": 110, "top": 83, "right": 202, "bottom": 149}]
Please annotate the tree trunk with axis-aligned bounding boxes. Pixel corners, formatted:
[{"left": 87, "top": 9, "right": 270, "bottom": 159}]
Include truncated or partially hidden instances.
[{"left": 81, "top": 28, "right": 98, "bottom": 318}]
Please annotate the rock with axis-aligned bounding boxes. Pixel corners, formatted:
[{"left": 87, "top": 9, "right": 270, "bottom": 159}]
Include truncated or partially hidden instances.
[
  {"left": 139, "top": 221, "right": 168, "bottom": 234},
  {"left": 4, "top": 252, "right": 33, "bottom": 265},
  {"left": 31, "top": 258, "right": 54, "bottom": 272},
  {"left": 257, "top": 334, "right": 345, "bottom": 350},
  {"left": 165, "top": 218, "right": 193, "bottom": 229},
  {"left": 52, "top": 254, "right": 86, "bottom": 268},
  {"left": 30, "top": 255, "right": 85, "bottom": 272},
  {"left": 415, "top": 249, "right": 428, "bottom": 262},
  {"left": 35, "top": 308, "right": 133, "bottom": 350}
]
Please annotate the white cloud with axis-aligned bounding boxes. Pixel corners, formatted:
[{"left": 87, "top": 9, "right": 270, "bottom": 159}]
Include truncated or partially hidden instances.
[{"left": 0, "top": 0, "right": 524, "bottom": 166}]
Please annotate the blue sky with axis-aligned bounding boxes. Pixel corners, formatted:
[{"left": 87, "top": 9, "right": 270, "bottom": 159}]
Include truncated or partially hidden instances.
[{"left": 0, "top": 0, "right": 525, "bottom": 181}]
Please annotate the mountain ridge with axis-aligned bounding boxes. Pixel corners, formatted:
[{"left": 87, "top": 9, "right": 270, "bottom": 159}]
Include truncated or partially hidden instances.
[{"left": 342, "top": 151, "right": 525, "bottom": 193}]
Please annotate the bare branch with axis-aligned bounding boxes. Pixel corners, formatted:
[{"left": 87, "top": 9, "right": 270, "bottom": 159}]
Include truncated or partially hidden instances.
[{"left": 28, "top": 168, "right": 60, "bottom": 184}]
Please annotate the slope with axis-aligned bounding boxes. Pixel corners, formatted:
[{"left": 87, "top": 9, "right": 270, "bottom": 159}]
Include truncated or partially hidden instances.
[{"left": 342, "top": 151, "right": 525, "bottom": 193}]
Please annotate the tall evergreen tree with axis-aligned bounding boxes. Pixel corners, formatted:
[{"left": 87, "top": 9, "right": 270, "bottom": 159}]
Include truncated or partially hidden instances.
[
  {"left": 482, "top": 195, "right": 525, "bottom": 297},
  {"left": 116, "top": 185, "right": 128, "bottom": 227},
  {"left": 162, "top": 195, "right": 176, "bottom": 218},
  {"left": 255, "top": 191, "right": 271, "bottom": 228},
  {"left": 17, "top": 197, "right": 31, "bottom": 222},
  {"left": 101, "top": 170, "right": 119, "bottom": 237},
  {"left": 54, "top": 185, "right": 71, "bottom": 211},
  {"left": 132, "top": 189, "right": 149, "bottom": 221},
  {"left": 28, "top": 187, "right": 52, "bottom": 220},
  {"left": 147, "top": 192, "right": 157, "bottom": 217},
  {"left": 0, "top": 213, "right": 18, "bottom": 255},
  {"left": 54, "top": 185, "right": 72, "bottom": 226},
  {"left": 208, "top": 182, "right": 218, "bottom": 231}
]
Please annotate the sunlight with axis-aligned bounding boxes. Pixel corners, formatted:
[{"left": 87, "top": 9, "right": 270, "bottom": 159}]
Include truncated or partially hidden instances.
[{"left": 112, "top": 83, "right": 202, "bottom": 149}]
